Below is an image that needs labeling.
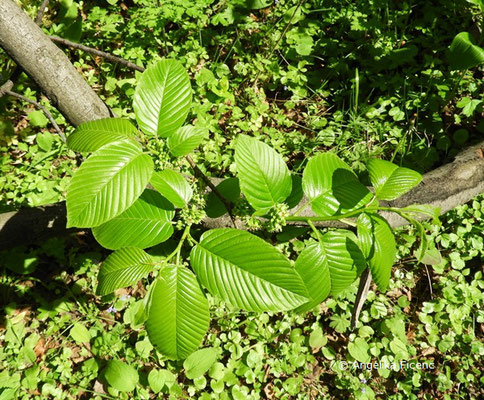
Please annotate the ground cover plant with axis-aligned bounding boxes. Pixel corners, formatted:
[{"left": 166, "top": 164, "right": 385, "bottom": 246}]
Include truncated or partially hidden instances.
[{"left": 1, "top": 0, "right": 483, "bottom": 399}]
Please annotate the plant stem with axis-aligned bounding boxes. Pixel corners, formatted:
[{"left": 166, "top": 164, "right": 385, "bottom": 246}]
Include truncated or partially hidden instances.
[
  {"left": 166, "top": 225, "right": 192, "bottom": 264},
  {"left": 286, "top": 205, "right": 406, "bottom": 223},
  {"left": 307, "top": 220, "right": 322, "bottom": 240}
]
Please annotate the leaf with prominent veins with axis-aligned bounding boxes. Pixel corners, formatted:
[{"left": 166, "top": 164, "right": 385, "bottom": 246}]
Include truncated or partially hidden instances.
[{"left": 66, "top": 139, "right": 153, "bottom": 228}]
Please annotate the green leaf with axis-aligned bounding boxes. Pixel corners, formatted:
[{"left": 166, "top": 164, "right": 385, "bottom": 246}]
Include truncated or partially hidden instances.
[
  {"left": 97, "top": 247, "right": 155, "bottom": 295},
  {"left": 66, "top": 140, "right": 153, "bottom": 228},
  {"left": 147, "top": 369, "right": 176, "bottom": 393},
  {"left": 183, "top": 348, "right": 217, "bottom": 379},
  {"left": 28, "top": 110, "right": 48, "bottom": 128},
  {"left": 133, "top": 59, "right": 192, "bottom": 137},
  {"left": 356, "top": 213, "right": 373, "bottom": 259},
  {"left": 70, "top": 323, "right": 90, "bottom": 344},
  {"left": 367, "top": 159, "right": 422, "bottom": 201},
  {"left": 309, "top": 326, "right": 327, "bottom": 349},
  {"left": 190, "top": 228, "right": 309, "bottom": 312},
  {"left": 234, "top": 135, "right": 292, "bottom": 212},
  {"left": 103, "top": 360, "right": 139, "bottom": 392},
  {"left": 418, "top": 246, "right": 443, "bottom": 266},
  {"left": 408, "top": 217, "right": 428, "bottom": 262},
  {"left": 205, "top": 178, "right": 240, "bottom": 218},
  {"left": 285, "top": 175, "right": 303, "bottom": 209},
  {"left": 294, "top": 242, "right": 331, "bottom": 313},
  {"left": 357, "top": 213, "right": 396, "bottom": 291},
  {"left": 150, "top": 170, "right": 193, "bottom": 208},
  {"left": 302, "top": 152, "right": 372, "bottom": 217},
  {"left": 167, "top": 125, "right": 207, "bottom": 157},
  {"left": 296, "top": 231, "right": 366, "bottom": 312},
  {"left": 92, "top": 189, "right": 174, "bottom": 250},
  {"left": 400, "top": 204, "right": 441, "bottom": 225},
  {"left": 145, "top": 266, "right": 210, "bottom": 360},
  {"left": 36, "top": 132, "right": 55, "bottom": 152},
  {"left": 348, "top": 338, "right": 370, "bottom": 363},
  {"left": 67, "top": 118, "right": 138, "bottom": 153},
  {"left": 448, "top": 32, "right": 484, "bottom": 70}
]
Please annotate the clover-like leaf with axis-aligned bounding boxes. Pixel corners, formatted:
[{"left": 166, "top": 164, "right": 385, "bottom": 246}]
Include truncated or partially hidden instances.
[
  {"left": 302, "top": 152, "right": 372, "bottom": 217},
  {"left": 66, "top": 139, "right": 153, "bottom": 228},
  {"left": 234, "top": 135, "right": 292, "bottom": 212},
  {"left": 145, "top": 265, "right": 209, "bottom": 360},
  {"left": 92, "top": 189, "right": 175, "bottom": 250},
  {"left": 67, "top": 118, "right": 138, "bottom": 153},
  {"left": 97, "top": 247, "right": 155, "bottom": 295},
  {"left": 367, "top": 159, "right": 422, "bottom": 201},
  {"left": 190, "top": 229, "right": 309, "bottom": 312},
  {"left": 150, "top": 170, "right": 193, "bottom": 208},
  {"left": 133, "top": 59, "right": 192, "bottom": 137}
]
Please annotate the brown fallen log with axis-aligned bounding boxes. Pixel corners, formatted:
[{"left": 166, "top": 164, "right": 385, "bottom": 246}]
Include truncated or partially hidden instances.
[
  {"left": 0, "top": 0, "right": 110, "bottom": 126},
  {"left": 1, "top": 140, "right": 483, "bottom": 250}
]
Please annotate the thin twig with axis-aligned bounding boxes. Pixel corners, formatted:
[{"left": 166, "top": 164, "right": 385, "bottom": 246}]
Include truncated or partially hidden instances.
[
  {"left": 351, "top": 268, "right": 372, "bottom": 329},
  {"left": 5, "top": 89, "right": 66, "bottom": 142},
  {"left": 185, "top": 155, "right": 238, "bottom": 228},
  {"left": 35, "top": 0, "right": 50, "bottom": 25},
  {"left": 49, "top": 36, "right": 145, "bottom": 72}
]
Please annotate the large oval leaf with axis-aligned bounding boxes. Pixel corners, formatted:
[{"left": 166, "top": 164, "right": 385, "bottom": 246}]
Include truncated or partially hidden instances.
[
  {"left": 150, "top": 170, "right": 193, "bottom": 208},
  {"left": 92, "top": 189, "right": 175, "bottom": 250},
  {"left": 367, "top": 159, "right": 422, "bottom": 201},
  {"left": 294, "top": 241, "right": 331, "bottom": 313},
  {"left": 145, "top": 265, "right": 209, "bottom": 360},
  {"left": 104, "top": 360, "right": 139, "bottom": 392},
  {"left": 448, "top": 32, "right": 484, "bottom": 70},
  {"left": 97, "top": 247, "right": 155, "bottom": 295},
  {"left": 66, "top": 140, "right": 154, "bottom": 228},
  {"left": 190, "top": 229, "right": 309, "bottom": 312},
  {"left": 295, "top": 231, "right": 366, "bottom": 312},
  {"left": 167, "top": 125, "right": 207, "bottom": 157},
  {"left": 234, "top": 135, "right": 292, "bottom": 212},
  {"left": 133, "top": 59, "right": 192, "bottom": 137},
  {"left": 302, "top": 153, "right": 372, "bottom": 217},
  {"left": 357, "top": 213, "right": 396, "bottom": 291},
  {"left": 321, "top": 230, "right": 367, "bottom": 295},
  {"left": 67, "top": 118, "right": 138, "bottom": 153}
]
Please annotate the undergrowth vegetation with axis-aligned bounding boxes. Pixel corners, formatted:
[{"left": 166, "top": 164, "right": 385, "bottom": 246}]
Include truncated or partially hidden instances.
[{"left": 1, "top": 0, "right": 483, "bottom": 399}]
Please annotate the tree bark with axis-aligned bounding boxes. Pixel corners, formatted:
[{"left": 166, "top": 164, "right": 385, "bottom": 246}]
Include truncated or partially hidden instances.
[{"left": 0, "top": 0, "right": 110, "bottom": 126}]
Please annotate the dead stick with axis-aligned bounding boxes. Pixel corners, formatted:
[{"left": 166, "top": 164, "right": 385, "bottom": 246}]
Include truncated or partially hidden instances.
[
  {"left": 4, "top": 88, "right": 66, "bottom": 142},
  {"left": 35, "top": 0, "right": 49, "bottom": 25},
  {"left": 49, "top": 36, "right": 145, "bottom": 72},
  {"left": 351, "top": 268, "right": 372, "bottom": 329},
  {"left": 185, "top": 155, "right": 238, "bottom": 228}
]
